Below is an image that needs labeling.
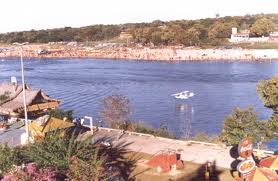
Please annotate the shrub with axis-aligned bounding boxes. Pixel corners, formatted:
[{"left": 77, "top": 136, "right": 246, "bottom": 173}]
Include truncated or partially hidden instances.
[
  {"left": 68, "top": 153, "right": 110, "bottom": 181},
  {"left": 191, "top": 133, "right": 221, "bottom": 144},
  {"left": 48, "top": 109, "right": 74, "bottom": 120},
  {"left": 2, "top": 163, "right": 59, "bottom": 181},
  {"left": 130, "top": 122, "right": 176, "bottom": 139},
  {"left": 23, "top": 130, "right": 96, "bottom": 173},
  {"left": 0, "top": 91, "right": 11, "bottom": 104},
  {"left": 0, "top": 144, "right": 22, "bottom": 176}
]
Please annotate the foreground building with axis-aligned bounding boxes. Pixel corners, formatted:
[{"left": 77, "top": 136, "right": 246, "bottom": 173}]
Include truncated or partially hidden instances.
[{"left": 0, "top": 82, "right": 60, "bottom": 119}]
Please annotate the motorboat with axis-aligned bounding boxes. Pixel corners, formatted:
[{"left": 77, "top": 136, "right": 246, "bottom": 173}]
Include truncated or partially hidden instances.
[{"left": 171, "top": 91, "right": 194, "bottom": 99}]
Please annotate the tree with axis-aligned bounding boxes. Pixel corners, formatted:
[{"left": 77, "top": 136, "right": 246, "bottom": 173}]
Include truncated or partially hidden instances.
[
  {"left": 257, "top": 77, "right": 278, "bottom": 111},
  {"left": 250, "top": 18, "right": 274, "bottom": 36},
  {"left": 220, "top": 107, "right": 266, "bottom": 145},
  {"left": 257, "top": 77, "right": 278, "bottom": 137},
  {"left": 100, "top": 95, "right": 131, "bottom": 129},
  {"left": 208, "top": 21, "right": 238, "bottom": 39},
  {"left": 183, "top": 27, "right": 201, "bottom": 46}
]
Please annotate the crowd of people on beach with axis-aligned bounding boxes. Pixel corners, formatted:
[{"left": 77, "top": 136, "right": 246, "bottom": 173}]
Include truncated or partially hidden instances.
[{"left": 0, "top": 44, "right": 278, "bottom": 61}]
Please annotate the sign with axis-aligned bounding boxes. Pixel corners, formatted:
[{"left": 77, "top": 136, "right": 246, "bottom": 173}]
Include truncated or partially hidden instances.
[
  {"left": 238, "top": 138, "right": 253, "bottom": 158},
  {"left": 237, "top": 159, "right": 256, "bottom": 174}
]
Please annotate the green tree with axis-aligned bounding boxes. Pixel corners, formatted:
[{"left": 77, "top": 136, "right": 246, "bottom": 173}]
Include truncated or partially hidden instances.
[
  {"left": 183, "top": 27, "right": 201, "bottom": 46},
  {"left": 250, "top": 18, "right": 274, "bottom": 36},
  {"left": 220, "top": 107, "right": 265, "bottom": 145},
  {"left": 208, "top": 21, "right": 238, "bottom": 39},
  {"left": 257, "top": 77, "right": 278, "bottom": 137}
]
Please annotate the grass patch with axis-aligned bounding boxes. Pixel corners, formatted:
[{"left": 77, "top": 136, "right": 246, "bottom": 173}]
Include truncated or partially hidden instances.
[
  {"left": 115, "top": 121, "right": 176, "bottom": 139},
  {"left": 231, "top": 42, "right": 278, "bottom": 49}
]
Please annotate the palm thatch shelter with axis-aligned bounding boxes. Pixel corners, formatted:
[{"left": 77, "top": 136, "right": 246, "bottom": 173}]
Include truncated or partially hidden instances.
[
  {"left": 29, "top": 115, "right": 75, "bottom": 140},
  {"left": 0, "top": 82, "right": 61, "bottom": 118}
]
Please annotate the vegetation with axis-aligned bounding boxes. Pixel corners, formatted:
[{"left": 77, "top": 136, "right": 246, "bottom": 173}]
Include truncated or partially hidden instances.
[
  {"left": 257, "top": 77, "right": 278, "bottom": 139},
  {"left": 230, "top": 42, "right": 278, "bottom": 49},
  {"left": 23, "top": 131, "right": 95, "bottom": 172},
  {"left": 0, "top": 91, "right": 11, "bottom": 104},
  {"left": 2, "top": 164, "right": 59, "bottom": 181},
  {"left": 220, "top": 76, "right": 278, "bottom": 146},
  {"left": 127, "top": 122, "right": 176, "bottom": 139},
  {"left": 48, "top": 109, "right": 74, "bottom": 120},
  {"left": 0, "top": 130, "right": 136, "bottom": 180},
  {"left": 100, "top": 95, "right": 175, "bottom": 139},
  {"left": 68, "top": 154, "right": 108, "bottom": 180},
  {"left": 191, "top": 133, "right": 221, "bottom": 144},
  {"left": 0, "top": 144, "right": 22, "bottom": 176},
  {"left": 220, "top": 107, "right": 268, "bottom": 145},
  {"left": 250, "top": 17, "right": 274, "bottom": 36},
  {"left": 0, "top": 13, "right": 277, "bottom": 46},
  {"left": 100, "top": 94, "right": 131, "bottom": 130}
]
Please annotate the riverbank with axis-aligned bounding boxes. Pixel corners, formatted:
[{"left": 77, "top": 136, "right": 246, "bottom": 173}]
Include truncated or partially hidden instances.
[{"left": 1, "top": 43, "right": 278, "bottom": 61}]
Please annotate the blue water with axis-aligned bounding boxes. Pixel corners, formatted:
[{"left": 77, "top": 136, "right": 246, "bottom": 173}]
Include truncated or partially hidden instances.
[{"left": 0, "top": 58, "right": 278, "bottom": 150}]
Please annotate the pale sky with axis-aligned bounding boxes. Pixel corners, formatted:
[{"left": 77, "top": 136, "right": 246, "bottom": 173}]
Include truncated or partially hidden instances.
[{"left": 0, "top": 0, "right": 277, "bottom": 33}]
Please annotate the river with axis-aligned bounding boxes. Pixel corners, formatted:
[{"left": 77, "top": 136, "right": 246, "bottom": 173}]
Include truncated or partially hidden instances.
[{"left": 0, "top": 58, "right": 277, "bottom": 149}]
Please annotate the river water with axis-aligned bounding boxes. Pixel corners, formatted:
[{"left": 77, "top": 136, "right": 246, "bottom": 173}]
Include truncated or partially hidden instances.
[{"left": 0, "top": 58, "right": 278, "bottom": 149}]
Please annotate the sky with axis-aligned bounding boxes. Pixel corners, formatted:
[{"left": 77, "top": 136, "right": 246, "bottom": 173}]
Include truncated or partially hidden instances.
[{"left": 0, "top": 0, "right": 277, "bottom": 33}]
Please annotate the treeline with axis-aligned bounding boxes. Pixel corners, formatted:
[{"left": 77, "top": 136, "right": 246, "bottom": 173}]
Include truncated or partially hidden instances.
[{"left": 0, "top": 13, "right": 277, "bottom": 46}]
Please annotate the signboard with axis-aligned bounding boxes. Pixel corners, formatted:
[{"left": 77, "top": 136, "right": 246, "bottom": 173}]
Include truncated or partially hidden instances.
[
  {"left": 238, "top": 138, "right": 253, "bottom": 158},
  {"left": 237, "top": 159, "right": 256, "bottom": 175}
]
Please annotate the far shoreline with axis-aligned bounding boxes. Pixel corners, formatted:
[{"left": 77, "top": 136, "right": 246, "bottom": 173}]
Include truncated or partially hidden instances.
[{"left": 1, "top": 43, "right": 278, "bottom": 62}]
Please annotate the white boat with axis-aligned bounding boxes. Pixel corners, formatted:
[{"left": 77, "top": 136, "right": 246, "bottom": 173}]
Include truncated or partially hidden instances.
[{"left": 171, "top": 91, "right": 194, "bottom": 99}]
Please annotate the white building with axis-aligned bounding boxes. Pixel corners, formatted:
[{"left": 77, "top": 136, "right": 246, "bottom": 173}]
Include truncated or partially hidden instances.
[
  {"left": 270, "top": 32, "right": 278, "bottom": 41},
  {"left": 229, "top": 28, "right": 250, "bottom": 43},
  {"left": 229, "top": 27, "right": 270, "bottom": 43}
]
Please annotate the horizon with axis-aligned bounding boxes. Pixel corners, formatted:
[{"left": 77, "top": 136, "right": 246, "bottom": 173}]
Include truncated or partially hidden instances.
[{"left": 0, "top": 0, "right": 278, "bottom": 33}]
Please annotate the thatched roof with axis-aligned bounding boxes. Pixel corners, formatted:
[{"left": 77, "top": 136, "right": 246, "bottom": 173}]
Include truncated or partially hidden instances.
[
  {"left": 29, "top": 115, "right": 75, "bottom": 140},
  {"left": 0, "top": 82, "right": 59, "bottom": 116}
]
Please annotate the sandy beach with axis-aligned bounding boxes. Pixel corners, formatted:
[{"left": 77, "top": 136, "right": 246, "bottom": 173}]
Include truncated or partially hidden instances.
[{"left": 1, "top": 43, "right": 278, "bottom": 61}]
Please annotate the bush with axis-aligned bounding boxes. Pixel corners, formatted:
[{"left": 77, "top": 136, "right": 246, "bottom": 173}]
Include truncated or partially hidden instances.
[
  {"left": 0, "top": 144, "right": 22, "bottom": 176},
  {"left": 23, "top": 130, "right": 96, "bottom": 173},
  {"left": 48, "top": 109, "right": 74, "bottom": 120},
  {"left": 68, "top": 153, "right": 109, "bottom": 180},
  {"left": 0, "top": 129, "right": 137, "bottom": 180},
  {"left": 129, "top": 122, "right": 176, "bottom": 139},
  {"left": 2, "top": 163, "right": 60, "bottom": 181},
  {"left": 191, "top": 133, "right": 221, "bottom": 144}
]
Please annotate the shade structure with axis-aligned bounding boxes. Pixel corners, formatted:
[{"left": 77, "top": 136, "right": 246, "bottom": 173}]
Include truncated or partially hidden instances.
[
  {"left": 260, "top": 156, "right": 278, "bottom": 171},
  {"left": 243, "top": 168, "right": 278, "bottom": 181},
  {"left": 29, "top": 117, "right": 74, "bottom": 140}
]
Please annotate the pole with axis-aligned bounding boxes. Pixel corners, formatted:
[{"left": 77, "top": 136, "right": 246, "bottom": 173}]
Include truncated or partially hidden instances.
[{"left": 20, "top": 48, "right": 29, "bottom": 143}]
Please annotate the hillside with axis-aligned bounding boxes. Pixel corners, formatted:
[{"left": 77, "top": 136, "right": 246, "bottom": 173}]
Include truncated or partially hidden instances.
[{"left": 0, "top": 13, "right": 277, "bottom": 47}]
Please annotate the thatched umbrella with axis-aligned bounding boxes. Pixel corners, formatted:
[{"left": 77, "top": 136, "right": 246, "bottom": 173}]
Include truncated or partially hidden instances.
[{"left": 259, "top": 156, "right": 278, "bottom": 171}]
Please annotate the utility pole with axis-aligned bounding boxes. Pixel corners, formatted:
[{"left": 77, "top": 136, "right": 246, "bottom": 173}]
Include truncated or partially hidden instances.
[{"left": 20, "top": 46, "right": 29, "bottom": 143}]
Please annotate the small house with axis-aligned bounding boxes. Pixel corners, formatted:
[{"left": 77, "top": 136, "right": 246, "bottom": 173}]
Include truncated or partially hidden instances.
[
  {"left": 229, "top": 28, "right": 250, "bottom": 43},
  {"left": 0, "top": 82, "right": 60, "bottom": 118}
]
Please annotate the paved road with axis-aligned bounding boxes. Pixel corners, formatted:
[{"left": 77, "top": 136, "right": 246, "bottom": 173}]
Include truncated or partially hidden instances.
[
  {"left": 0, "top": 129, "right": 24, "bottom": 146},
  {"left": 91, "top": 129, "right": 236, "bottom": 169},
  {"left": 0, "top": 122, "right": 25, "bottom": 146}
]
